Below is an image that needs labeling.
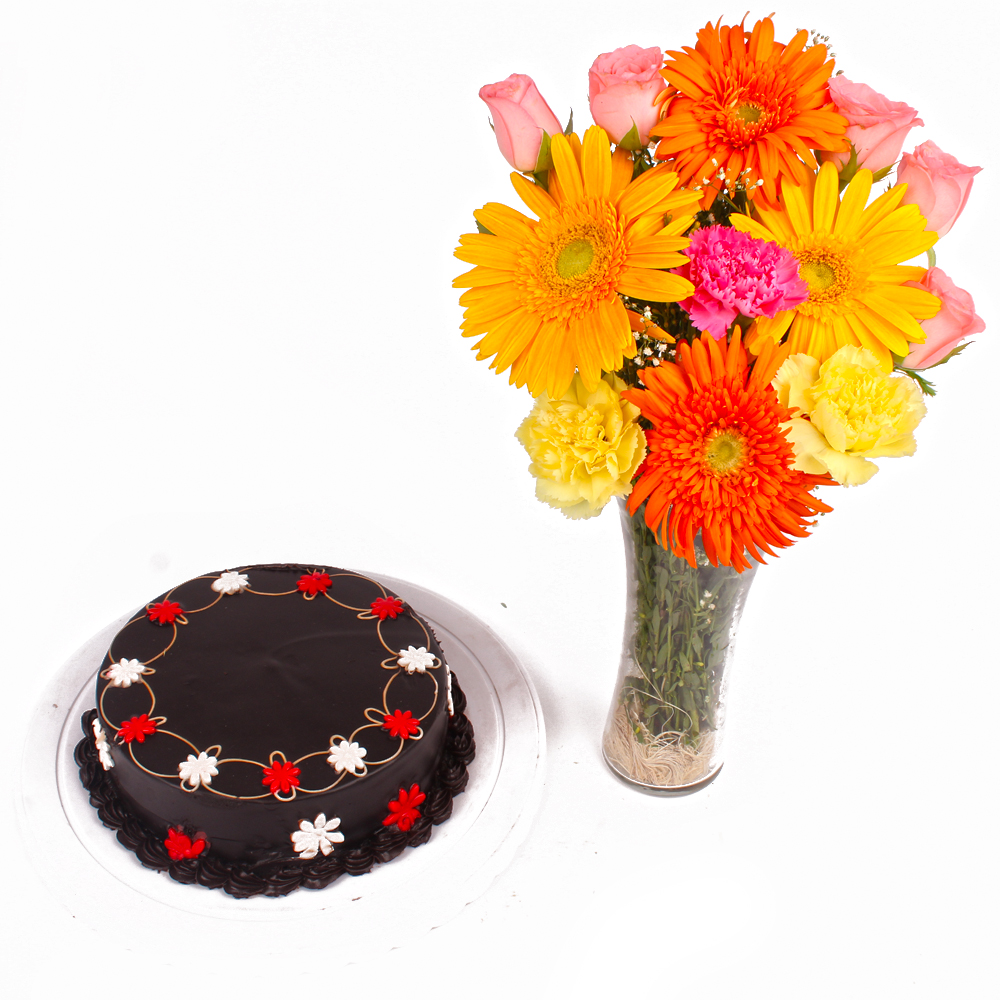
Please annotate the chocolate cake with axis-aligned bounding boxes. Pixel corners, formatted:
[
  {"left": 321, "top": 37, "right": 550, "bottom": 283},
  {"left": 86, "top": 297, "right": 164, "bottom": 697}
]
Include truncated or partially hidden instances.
[{"left": 74, "top": 564, "right": 475, "bottom": 897}]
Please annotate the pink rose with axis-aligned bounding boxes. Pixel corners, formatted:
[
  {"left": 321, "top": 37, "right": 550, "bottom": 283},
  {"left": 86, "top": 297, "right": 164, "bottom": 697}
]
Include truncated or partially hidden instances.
[
  {"left": 823, "top": 76, "right": 922, "bottom": 172},
  {"left": 588, "top": 45, "right": 665, "bottom": 145},
  {"left": 479, "top": 74, "right": 562, "bottom": 173},
  {"left": 901, "top": 267, "right": 985, "bottom": 369},
  {"left": 897, "top": 141, "right": 982, "bottom": 238}
]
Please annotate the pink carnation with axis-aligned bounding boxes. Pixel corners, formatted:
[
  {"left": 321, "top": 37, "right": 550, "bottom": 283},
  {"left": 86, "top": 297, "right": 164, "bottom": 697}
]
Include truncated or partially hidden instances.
[{"left": 675, "top": 227, "right": 809, "bottom": 339}]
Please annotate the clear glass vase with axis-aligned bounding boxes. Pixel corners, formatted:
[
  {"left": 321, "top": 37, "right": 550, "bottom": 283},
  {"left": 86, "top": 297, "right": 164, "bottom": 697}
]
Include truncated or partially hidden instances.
[{"left": 602, "top": 500, "right": 758, "bottom": 793}]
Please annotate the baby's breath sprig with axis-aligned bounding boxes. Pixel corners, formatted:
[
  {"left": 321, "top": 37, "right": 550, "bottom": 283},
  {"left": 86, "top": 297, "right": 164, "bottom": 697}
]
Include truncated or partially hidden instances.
[
  {"left": 798, "top": 27, "right": 836, "bottom": 60},
  {"left": 615, "top": 299, "right": 693, "bottom": 389}
]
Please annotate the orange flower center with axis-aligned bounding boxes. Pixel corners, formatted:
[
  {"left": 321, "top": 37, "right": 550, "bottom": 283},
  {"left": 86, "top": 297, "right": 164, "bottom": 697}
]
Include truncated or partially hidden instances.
[
  {"left": 702, "top": 428, "right": 748, "bottom": 476},
  {"left": 793, "top": 242, "right": 868, "bottom": 314},
  {"left": 516, "top": 199, "right": 627, "bottom": 321},
  {"left": 703, "top": 83, "right": 784, "bottom": 148}
]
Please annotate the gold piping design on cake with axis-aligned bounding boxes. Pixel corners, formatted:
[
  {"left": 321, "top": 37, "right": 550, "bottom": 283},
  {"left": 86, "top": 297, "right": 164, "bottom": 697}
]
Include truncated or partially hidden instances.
[
  {"left": 323, "top": 575, "right": 391, "bottom": 613},
  {"left": 374, "top": 667, "right": 439, "bottom": 723},
  {"left": 100, "top": 675, "right": 158, "bottom": 729},
  {"left": 179, "top": 592, "right": 224, "bottom": 614},
  {"left": 108, "top": 614, "right": 180, "bottom": 665},
  {"left": 98, "top": 567, "right": 442, "bottom": 801}
]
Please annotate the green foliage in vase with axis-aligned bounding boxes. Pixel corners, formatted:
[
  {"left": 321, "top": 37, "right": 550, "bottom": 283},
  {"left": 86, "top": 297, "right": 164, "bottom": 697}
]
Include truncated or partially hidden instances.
[{"left": 621, "top": 506, "right": 750, "bottom": 743}]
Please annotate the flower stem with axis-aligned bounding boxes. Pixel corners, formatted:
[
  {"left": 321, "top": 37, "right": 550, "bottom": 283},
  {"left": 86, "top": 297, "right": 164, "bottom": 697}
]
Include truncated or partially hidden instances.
[{"left": 621, "top": 508, "right": 750, "bottom": 743}]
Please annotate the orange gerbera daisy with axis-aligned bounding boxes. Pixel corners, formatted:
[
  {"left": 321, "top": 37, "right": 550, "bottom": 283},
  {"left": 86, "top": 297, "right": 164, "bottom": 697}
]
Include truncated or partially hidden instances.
[
  {"left": 651, "top": 17, "right": 849, "bottom": 206},
  {"left": 624, "top": 332, "right": 833, "bottom": 572},
  {"left": 454, "top": 126, "right": 699, "bottom": 399}
]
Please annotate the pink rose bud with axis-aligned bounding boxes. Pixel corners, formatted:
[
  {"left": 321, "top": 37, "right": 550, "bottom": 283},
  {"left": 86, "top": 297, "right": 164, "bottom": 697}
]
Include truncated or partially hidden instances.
[
  {"left": 823, "top": 76, "right": 923, "bottom": 173},
  {"left": 902, "top": 267, "right": 985, "bottom": 369},
  {"left": 479, "top": 74, "right": 562, "bottom": 173},
  {"left": 588, "top": 45, "right": 665, "bottom": 145},
  {"left": 897, "top": 141, "right": 982, "bottom": 238}
]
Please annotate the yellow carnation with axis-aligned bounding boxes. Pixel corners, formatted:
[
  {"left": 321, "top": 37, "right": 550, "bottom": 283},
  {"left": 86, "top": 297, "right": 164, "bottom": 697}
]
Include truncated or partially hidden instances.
[
  {"left": 515, "top": 373, "right": 646, "bottom": 519},
  {"left": 773, "top": 346, "right": 927, "bottom": 486}
]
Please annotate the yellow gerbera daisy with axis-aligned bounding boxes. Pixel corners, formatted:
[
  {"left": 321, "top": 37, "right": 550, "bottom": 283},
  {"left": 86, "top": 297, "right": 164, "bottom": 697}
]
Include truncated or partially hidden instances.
[
  {"left": 454, "top": 125, "right": 699, "bottom": 398},
  {"left": 730, "top": 161, "right": 941, "bottom": 368}
]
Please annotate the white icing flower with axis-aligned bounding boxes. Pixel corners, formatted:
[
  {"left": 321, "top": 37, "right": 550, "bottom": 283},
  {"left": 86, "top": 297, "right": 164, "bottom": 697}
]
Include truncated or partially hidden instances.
[
  {"left": 93, "top": 719, "right": 114, "bottom": 770},
  {"left": 291, "top": 813, "right": 344, "bottom": 859},
  {"left": 326, "top": 739, "right": 367, "bottom": 775},
  {"left": 397, "top": 646, "right": 436, "bottom": 674},
  {"left": 105, "top": 658, "right": 145, "bottom": 687},
  {"left": 446, "top": 668, "right": 455, "bottom": 718},
  {"left": 178, "top": 751, "right": 220, "bottom": 789},
  {"left": 212, "top": 570, "right": 250, "bottom": 595}
]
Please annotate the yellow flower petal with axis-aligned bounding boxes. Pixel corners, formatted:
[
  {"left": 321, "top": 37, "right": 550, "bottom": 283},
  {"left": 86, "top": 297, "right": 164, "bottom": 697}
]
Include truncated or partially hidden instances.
[
  {"left": 832, "top": 170, "right": 872, "bottom": 238},
  {"left": 509, "top": 173, "right": 557, "bottom": 218},
  {"left": 581, "top": 126, "right": 611, "bottom": 200},
  {"left": 783, "top": 416, "right": 873, "bottom": 481},
  {"left": 550, "top": 133, "right": 585, "bottom": 203},
  {"left": 616, "top": 268, "right": 694, "bottom": 301},
  {"left": 454, "top": 133, "right": 691, "bottom": 397},
  {"left": 734, "top": 166, "right": 939, "bottom": 365},
  {"left": 516, "top": 373, "right": 647, "bottom": 519},
  {"left": 774, "top": 345, "right": 926, "bottom": 484}
]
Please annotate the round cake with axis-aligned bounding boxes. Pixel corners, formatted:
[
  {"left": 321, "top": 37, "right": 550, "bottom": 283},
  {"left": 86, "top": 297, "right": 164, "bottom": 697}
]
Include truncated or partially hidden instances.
[{"left": 74, "top": 564, "right": 475, "bottom": 897}]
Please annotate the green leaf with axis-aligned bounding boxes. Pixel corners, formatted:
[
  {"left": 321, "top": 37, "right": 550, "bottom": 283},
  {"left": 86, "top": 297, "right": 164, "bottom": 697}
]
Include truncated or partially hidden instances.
[
  {"left": 533, "top": 131, "right": 554, "bottom": 174},
  {"left": 894, "top": 340, "right": 971, "bottom": 393},
  {"left": 871, "top": 163, "right": 894, "bottom": 183},
  {"left": 617, "top": 122, "right": 643, "bottom": 151},
  {"left": 837, "top": 143, "right": 859, "bottom": 191},
  {"left": 475, "top": 220, "right": 494, "bottom": 236},
  {"left": 899, "top": 368, "right": 937, "bottom": 396},
  {"left": 926, "top": 341, "right": 973, "bottom": 369},
  {"left": 632, "top": 156, "right": 654, "bottom": 179},
  {"left": 564, "top": 109, "right": 574, "bottom": 136}
]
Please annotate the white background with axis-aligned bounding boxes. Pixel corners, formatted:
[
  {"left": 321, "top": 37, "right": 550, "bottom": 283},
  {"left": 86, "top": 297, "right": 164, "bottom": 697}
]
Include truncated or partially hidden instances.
[{"left": 1, "top": 0, "right": 996, "bottom": 996}]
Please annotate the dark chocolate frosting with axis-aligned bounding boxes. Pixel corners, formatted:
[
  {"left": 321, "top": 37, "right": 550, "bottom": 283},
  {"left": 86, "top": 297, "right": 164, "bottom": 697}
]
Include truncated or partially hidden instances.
[
  {"left": 75, "top": 676, "right": 475, "bottom": 897},
  {"left": 78, "top": 564, "right": 474, "bottom": 891}
]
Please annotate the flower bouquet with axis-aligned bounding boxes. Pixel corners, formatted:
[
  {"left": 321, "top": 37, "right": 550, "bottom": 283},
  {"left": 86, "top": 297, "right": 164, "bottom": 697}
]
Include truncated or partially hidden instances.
[{"left": 454, "top": 17, "right": 984, "bottom": 791}]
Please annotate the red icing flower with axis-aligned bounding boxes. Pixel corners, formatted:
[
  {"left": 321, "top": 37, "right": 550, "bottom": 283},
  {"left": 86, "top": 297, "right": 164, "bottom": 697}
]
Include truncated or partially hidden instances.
[
  {"left": 383, "top": 709, "right": 420, "bottom": 740},
  {"left": 262, "top": 759, "right": 301, "bottom": 795},
  {"left": 383, "top": 783, "right": 426, "bottom": 832},
  {"left": 164, "top": 827, "right": 206, "bottom": 861},
  {"left": 370, "top": 596, "right": 404, "bottom": 620},
  {"left": 147, "top": 600, "right": 183, "bottom": 625},
  {"left": 117, "top": 714, "right": 158, "bottom": 743},
  {"left": 297, "top": 571, "right": 332, "bottom": 596}
]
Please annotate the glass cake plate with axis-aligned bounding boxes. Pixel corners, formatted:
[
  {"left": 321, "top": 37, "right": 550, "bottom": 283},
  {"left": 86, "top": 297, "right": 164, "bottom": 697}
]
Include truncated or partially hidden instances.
[{"left": 16, "top": 574, "right": 545, "bottom": 958}]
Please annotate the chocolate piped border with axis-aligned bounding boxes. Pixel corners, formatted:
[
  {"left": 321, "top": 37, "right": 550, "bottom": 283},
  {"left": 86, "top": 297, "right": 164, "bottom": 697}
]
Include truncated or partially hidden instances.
[{"left": 74, "top": 676, "right": 476, "bottom": 899}]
